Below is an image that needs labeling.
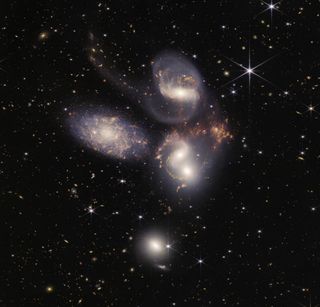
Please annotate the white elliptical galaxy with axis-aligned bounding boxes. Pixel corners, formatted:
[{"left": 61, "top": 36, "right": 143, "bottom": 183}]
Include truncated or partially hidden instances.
[
  {"left": 68, "top": 108, "right": 149, "bottom": 160},
  {"left": 137, "top": 231, "right": 171, "bottom": 267}
]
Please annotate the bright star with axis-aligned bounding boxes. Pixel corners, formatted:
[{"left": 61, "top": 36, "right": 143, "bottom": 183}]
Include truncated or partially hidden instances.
[
  {"left": 305, "top": 104, "right": 318, "bottom": 116},
  {"left": 246, "top": 68, "right": 253, "bottom": 74},
  {"left": 80, "top": 203, "right": 102, "bottom": 219},
  {"left": 222, "top": 46, "right": 279, "bottom": 92},
  {"left": 308, "top": 105, "right": 315, "bottom": 111},
  {"left": 255, "top": 1, "right": 282, "bottom": 22}
]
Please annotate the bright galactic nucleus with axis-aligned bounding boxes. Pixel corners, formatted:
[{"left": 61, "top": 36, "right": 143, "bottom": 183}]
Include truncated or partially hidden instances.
[
  {"left": 136, "top": 231, "right": 171, "bottom": 269},
  {"left": 148, "top": 52, "right": 203, "bottom": 124}
]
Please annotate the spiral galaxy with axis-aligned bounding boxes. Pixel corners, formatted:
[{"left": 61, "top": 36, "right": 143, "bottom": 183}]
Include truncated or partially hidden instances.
[{"left": 68, "top": 108, "right": 149, "bottom": 160}]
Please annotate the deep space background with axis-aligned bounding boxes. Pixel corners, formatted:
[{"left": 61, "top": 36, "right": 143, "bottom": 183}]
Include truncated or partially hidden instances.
[{"left": 1, "top": 0, "right": 320, "bottom": 306}]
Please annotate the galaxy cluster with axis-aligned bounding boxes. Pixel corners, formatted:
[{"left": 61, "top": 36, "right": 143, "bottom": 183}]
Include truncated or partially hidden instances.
[
  {"left": 3, "top": 1, "right": 319, "bottom": 306},
  {"left": 74, "top": 40, "right": 231, "bottom": 192},
  {"left": 66, "top": 36, "right": 232, "bottom": 269}
]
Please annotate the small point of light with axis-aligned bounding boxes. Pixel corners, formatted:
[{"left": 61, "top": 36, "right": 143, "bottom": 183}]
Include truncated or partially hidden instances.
[
  {"left": 39, "top": 31, "right": 49, "bottom": 41},
  {"left": 46, "top": 286, "right": 54, "bottom": 293},
  {"left": 246, "top": 68, "right": 253, "bottom": 74}
]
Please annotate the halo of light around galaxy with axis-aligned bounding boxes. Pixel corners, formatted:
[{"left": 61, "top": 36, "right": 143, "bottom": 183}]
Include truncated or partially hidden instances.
[
  {"left": 136, "top": 231, "right": 171, "bottom": 269},
  {"left": 148, "top": 52, "right": 202, "bottom": 124}
]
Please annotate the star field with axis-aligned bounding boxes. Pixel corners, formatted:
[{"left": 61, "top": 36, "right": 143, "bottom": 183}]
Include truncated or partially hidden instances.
[{"left": 1, "top": 1, "right": 320, "bottom": 306}]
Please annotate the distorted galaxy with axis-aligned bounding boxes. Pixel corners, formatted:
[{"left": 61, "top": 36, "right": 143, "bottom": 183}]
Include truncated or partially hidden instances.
[
  {"left": 2, "top": 1, "right": 320, "bottom": 306},
  {"left": 150, "top": 51, "right": 203, "bottom": 123}
]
